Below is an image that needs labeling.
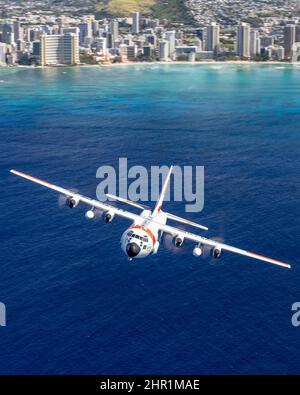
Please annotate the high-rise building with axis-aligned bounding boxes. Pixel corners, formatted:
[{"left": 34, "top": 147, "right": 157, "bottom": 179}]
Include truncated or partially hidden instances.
[
  {"left": 94, "top": 37, "right": 107, "bottom": 53},
  {"left": 119, "top": 44, "right": 127, "bottom": 58},
  {"left": 16, "top": 39, "right": 25, "bottom": 51},
  {"left": 29, "top": 28, "right": 41, "bottom": 42},
  {"left": 195, "top": 38, "right": 202, "bottom": 51},
  {"left": 146, "top": 34, "right": 156, "bottom": 47},
  {"left": 0, "top": 43, "right": 7, "bottom": 65},
  {"left": 284, "top": 24, "right": 296, "bottom": 59},
  {"left": 250, "top": 29, "right": 259, "bottom": 56},
  {"left": 143, "top": 45, "right": 152, "bottom": 58},
  {"left": 127, "top": 45, "right": 137, "bottom": 60},
  {"left": 206, "top": 22, "right": 219, "bottom": 51},
  {"left": 124, "top": 36, "right": 133, "bottom": 46},
  {"left": 13, "top": 19, "right": 23, "bottom": 41},
  {"left": 1, "top": 21, "right": 15, "bottom": 45},
  {"left": 271, "top": 46, "right": 285, "bottom": 61},
  {"left": 92, "top": 20, "right": 99, "bottom": 37},
  {"left": 158, "top": 40, "right": 169, "bottom": 61},
  {"left": 165, "top": 31, "right": 176, "bottom": 57},
  {"left": 236, "top": 23, "right": 250, "bottom": 58},
  {"left": 295, "top": 26, "right": 300, "bottom": 43},
  {"left": 32, "top": 41, "right": 40, "bottom": 57},
  {"left": 79, "top": 21, "right": 92, "bottom": 45},
  {"left": 106, "top": 32, "right": 113, "bottom": 49},
  {"left": 260, "top": 36, "right": 274, "bottom": 48},
  {"left": 131, "top": 12, "right": 140, "bottom": 34},
  {"left": 110, "top": 19, "right": 119, "bottom": 39},
  {"left": 40, "top": 33, "right": 79, "bottom": 66}
]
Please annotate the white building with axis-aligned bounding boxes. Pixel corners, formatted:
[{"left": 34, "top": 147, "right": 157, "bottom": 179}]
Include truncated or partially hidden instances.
[
  {"left": 206, "top": 22, "right": 219, "bottom": 52},
  {"left": 40, "top": 33, "right": 79, "bottom": 66},
  {"left": 237, "top": 23, "right": 250, "bottom": 58},
  {"left": 158, "top": 40, "right": 169, "bottom": 61},
  {"left": 131, "top": 12, "right": 139, "bottom": 34},
  {"left": 195, "top": 38, "right": 202, "bottom": 52},
  {"left": 0, "top": 43, "right": 7, "bottom": 65},
  {"left": 110, "top": 19, "right": 119, "bottom": 39},
  {"left": 250, "top": 29, "right": 260, "bottom": 56},
  {"left": 165, "top": 30, "right": 176, "bottom": 57},
  {"left": 94, "top": 37, "right": 107, "bottom": 54}
]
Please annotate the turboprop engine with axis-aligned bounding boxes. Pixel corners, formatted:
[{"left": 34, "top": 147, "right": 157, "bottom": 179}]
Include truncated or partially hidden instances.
[
  {"left": 103, "top": 211, "right": 115, "bottom": 223},
  {"left": 173, "top": 235, "right": 184, "bottom": 248},
  {"left": 66, "top": 196, "right": 80, "bottom": 209},
  {"left": 212, "top": 246, "right": 222, "bottom": 259}
]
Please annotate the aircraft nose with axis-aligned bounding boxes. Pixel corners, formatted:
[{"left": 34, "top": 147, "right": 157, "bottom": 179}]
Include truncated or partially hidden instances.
[{"left": 126, "top": 242, "right": 141, "bottom": 258}]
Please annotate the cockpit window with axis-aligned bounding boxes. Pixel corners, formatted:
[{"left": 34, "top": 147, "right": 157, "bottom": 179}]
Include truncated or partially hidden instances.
[{"left": 128, "top": 233, "right": 149, "bottom": 243}]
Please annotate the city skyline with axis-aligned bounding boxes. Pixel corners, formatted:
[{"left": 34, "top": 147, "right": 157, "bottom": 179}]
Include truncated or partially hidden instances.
[{"left": 1, "top": 10, "right": 300, "bottom": 66}]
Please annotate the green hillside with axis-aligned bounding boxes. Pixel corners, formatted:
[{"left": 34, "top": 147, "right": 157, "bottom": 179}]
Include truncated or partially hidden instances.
[
  {"left": 151, "top": 0, "right": 195, "bottom": 24},
  {"left": 95, "top": 0, "right": 195, "bottom": 24},
  {"left": 96, "top": 0, "right": 155, "bottom": 17}
]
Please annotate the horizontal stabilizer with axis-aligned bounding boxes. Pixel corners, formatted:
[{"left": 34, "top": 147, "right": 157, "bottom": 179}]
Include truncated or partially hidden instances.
[
  {"left": 165, "top": 211, "right": 208, "bottom": 231},
  {"left": 106, "top": 193, "right": 148, "bottom": 210}
]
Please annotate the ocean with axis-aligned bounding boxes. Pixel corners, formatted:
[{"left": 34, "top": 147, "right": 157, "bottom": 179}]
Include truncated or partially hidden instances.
[{"left": 0, "top": 64, "right": 299, "bottom": 374}]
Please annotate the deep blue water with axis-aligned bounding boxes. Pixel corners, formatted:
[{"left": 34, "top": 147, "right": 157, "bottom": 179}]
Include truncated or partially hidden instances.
[{"left": 0, "top": 64, "right": 300, "bottom": 374}]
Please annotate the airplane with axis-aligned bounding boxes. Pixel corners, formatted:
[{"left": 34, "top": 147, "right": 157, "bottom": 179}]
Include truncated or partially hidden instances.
[{"left": 10, "top": 167, "right": 291, "bottom": 269}]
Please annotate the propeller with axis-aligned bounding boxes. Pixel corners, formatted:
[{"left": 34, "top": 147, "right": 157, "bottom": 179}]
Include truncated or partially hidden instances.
[
  {"left": 207, "top": 236, "right": 225, "bottom": 265},
  {"left": 162, "top": 233, "right": 186, "bottom": 255},
  {"left": 57, "top": 188, "right": 78, "bottom": 208}
]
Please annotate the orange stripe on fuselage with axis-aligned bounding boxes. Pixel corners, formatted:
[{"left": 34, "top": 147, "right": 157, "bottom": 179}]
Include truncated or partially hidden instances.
[{"left": 130, "top": 225, "right": 156, "bottom": 245}]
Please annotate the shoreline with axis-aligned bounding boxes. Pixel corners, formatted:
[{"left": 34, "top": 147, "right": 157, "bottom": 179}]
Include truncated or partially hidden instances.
[
  {"left": 0, "top": 60, "right": 299, "bottom": 70},
  {"left": 98, "top": 60, "right": 295, "bottom": 67}
]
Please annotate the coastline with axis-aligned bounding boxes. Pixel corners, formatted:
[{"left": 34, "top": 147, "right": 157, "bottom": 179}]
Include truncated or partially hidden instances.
[
  {"left": 0, "top": 60, "right": 298, "bottom": 70},
  {"left": 98, "top": 60, "right": 298, "bottom": 67}
]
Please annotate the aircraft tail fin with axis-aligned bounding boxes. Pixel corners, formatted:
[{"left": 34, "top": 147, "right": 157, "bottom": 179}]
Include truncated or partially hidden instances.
[{"left": 151, "top": 165, "right": 173, "bottom": 217}]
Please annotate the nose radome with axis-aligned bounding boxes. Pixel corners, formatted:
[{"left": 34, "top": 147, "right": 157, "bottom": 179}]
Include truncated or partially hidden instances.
[{"left": 126, "top": 242, "right": 141, "bottom": 258}]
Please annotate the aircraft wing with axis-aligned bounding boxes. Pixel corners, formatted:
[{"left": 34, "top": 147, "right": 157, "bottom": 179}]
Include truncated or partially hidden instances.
[
  {"left": 10, "top": 169, "right": 141, "bottom": 222},
  {"left": 156, "top": 221, "right": 291, "bottom": 269}
]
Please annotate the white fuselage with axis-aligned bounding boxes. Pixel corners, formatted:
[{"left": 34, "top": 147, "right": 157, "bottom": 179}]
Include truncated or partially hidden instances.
[{"left": 120, "top": 210, "right": 167, "bottom": 259}]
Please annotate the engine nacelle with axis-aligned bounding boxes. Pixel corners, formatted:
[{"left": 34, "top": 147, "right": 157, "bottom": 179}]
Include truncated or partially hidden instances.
[
  {"left": 103, "top": 211, "right": 115, "bottom": 223},
  {"left": 193, "top": 246, "right": 202, "bottom": 257},
  {"left": 174, "top": 235, "right": 184, "bottom": 248},
  {"left": 66, "top": 196, "right": 80, "bottom": 209},
  {"left": 212, "top": 246, "right": 222, "bottom": 259}
]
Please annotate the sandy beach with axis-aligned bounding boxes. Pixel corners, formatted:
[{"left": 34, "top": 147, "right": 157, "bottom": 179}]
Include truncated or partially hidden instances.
[{"left": 98, "top": 60, "right": 297, "bottom": 67}]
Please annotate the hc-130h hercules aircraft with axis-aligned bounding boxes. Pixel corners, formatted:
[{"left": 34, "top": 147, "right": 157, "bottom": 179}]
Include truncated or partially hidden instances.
[{"left": 10, "top": 167, "right": 291, "bottom": 269}]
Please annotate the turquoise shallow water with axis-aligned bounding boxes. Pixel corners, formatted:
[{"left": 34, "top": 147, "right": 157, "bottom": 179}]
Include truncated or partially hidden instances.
[{"left": 0, "top": 64, "right": 300, "bottom": 374}]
